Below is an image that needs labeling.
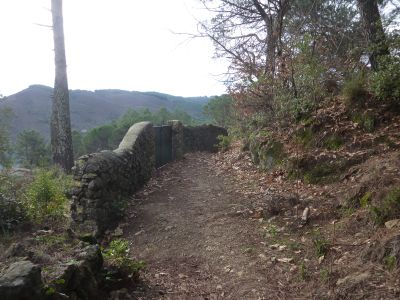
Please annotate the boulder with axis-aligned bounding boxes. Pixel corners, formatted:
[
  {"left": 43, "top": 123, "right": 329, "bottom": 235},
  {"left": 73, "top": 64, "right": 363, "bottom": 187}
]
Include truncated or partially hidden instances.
[
  {"left": 4, "top": 243, "right": 33, "bottom": 259},
  {"left": 56, "top": 245, "right": 104, "bottom": 299},
  {"left": 0, "top": 260, "right": 43, "bottom": 300}
]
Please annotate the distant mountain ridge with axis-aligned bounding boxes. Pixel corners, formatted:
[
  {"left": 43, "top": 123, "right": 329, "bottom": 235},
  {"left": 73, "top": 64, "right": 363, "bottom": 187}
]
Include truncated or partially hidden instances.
[{"left": 0, "top": 85, "right": 210, "bottom": 140}]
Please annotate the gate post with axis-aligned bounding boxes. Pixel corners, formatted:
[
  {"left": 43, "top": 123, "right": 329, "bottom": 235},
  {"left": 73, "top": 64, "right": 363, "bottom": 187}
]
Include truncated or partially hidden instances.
[{"left": 168, "top": 120, "right": 184, "bottom": 160}]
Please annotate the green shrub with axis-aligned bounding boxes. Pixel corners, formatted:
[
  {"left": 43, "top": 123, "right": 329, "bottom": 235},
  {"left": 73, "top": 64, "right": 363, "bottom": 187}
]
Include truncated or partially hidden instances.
[
  {"left": 103, "top": 239, "right": 145, "bottom": 276},
  {"left": 320, "top": 268, "right": 331, "bottom": 283},
  {"left": 323, "top": 134, "right": 343, "bottom": 150},
  {"left": 369, "top": 187, "right": 400, "bottom": 225},
  {"left": 22, "top": 169, "right": 72, "bottom": 224},
  {"left": 0, "top": 173, "right": 26, "bottom": 232},
  {"left": 372, "top": 55, "right": 400, "bottom": 106},
  {"left": 360, "top": 192, "right": 372, "bottom": 208},
  {"left": 264, "top": 224, "right": 278, "bottom": 238},
  {"left": 296, "top": 127, "right": 314, "bottom": 147},
  {"left": 384, "top": 255, "right": 397, "bottom": 272},
  {"left": 339, "top": 206, "right": 355, "bottom": 218},
  {"left": 342, "top": 74, "right": 368, "bottom": 105},
  {"left": 351, "top": 113, "right": 375, "bottom": 132},
  {"left": 298, "top": 262, "right": 309, "bottom": 281},
  {"left": 312, "top": 230, "right": 330, "bottom": 257},
  {"left": 217, "top": 134, "right": 232, "bottom": 152}
]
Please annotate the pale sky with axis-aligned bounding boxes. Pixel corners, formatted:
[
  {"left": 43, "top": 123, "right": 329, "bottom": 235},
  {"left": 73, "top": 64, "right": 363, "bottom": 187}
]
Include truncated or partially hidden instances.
[{"left": 0, "top": 0, "right": 228, "bottom": 97}]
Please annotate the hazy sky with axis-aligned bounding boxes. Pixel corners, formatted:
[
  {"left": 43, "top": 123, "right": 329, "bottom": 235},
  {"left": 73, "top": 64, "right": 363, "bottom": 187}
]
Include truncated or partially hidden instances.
[{"left": 0, "top": 0, "right": 228, "bottom": 97}]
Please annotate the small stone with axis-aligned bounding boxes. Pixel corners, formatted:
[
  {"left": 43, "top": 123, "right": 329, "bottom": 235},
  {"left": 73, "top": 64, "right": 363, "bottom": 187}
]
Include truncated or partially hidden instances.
[
  {"left": 336, "top": 271, "right": 370, "bottom": 287},
  {"left": 134, "top": 229, "right": 145, "bottom": 236},
  {"left": 318, "top": 256, "right": 325, "bottom": 264},
  {"left": 270, "top": 244, "right": 280, "bottom": 249},
  {"left": 385, "top": 219, "right": 400, "bottom": 229},
  {"left": 112, "top": 227, "right": 123, "bottom": 237},
  {"left": 258, "top": 254, "right": 267, "bottom": 260},
  {"left": 278, "top": 245, "right": 287, "bottom": 251},
  {"left": 301, "top": 207, "right": 310, "bottom": 223},
  {"left": 216, "top": 284, "right": 223, "bottom": 290},
  {"left": 277, "top": 257, "right": 294, "bottom": 263},
  {"left": 223, "top": 265, "right": 232, "bottom": 273},
  {"left": 35, "top": 229, "right": 53, "bottom": 236}
]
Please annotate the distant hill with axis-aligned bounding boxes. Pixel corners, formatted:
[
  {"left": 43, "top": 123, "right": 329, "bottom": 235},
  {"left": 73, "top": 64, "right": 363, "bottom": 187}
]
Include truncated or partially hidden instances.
[{"left": 0, "top": 85, "right": 210, "bottom": 139}]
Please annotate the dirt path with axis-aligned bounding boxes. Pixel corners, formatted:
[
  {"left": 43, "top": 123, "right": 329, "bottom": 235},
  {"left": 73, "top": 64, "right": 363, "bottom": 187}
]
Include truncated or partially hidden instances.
[{"left": 122, "top": 153, "right": 289, "bottom": 300}]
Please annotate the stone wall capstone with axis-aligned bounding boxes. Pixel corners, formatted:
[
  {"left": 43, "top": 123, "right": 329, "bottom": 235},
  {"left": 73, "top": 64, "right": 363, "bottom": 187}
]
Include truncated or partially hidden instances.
[{"left": 71, "top": 121, "right": 155, "bottom": 236}]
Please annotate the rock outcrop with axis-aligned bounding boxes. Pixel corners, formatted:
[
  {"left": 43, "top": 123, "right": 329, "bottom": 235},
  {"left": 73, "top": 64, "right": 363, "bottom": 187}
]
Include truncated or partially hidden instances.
[{"left": 0, "top": 260, "right": 43, "bottom": 300}]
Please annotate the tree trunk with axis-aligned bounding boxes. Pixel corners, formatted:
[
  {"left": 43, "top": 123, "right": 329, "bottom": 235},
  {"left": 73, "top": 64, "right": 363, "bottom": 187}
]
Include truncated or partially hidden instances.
[
  {"left": 357, "top": 0, "right": 389, "bottom": 70},
  {"left": 51, "top": 0, "right": 74, "bottom": 172}
]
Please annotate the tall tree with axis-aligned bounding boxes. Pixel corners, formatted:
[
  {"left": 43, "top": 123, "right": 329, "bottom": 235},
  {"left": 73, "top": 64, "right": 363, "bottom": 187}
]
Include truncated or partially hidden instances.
[
  {"left": 0, "top": 105, "right": 13, "bottom": 168},
  {"left": 203, "top": 95, "right": 234, "bottom": 128},
  {"left": 15, "top": 130, "right": 50, "bottom": 168},
  {"left": 356, "top": 0, "right": 389, "bottom": 70},
  {"left": 199, "top": 0, "right": 290, "bottom": 113},
  {"left": 51, "top": 0, "right": 73, "bottom": 172}
]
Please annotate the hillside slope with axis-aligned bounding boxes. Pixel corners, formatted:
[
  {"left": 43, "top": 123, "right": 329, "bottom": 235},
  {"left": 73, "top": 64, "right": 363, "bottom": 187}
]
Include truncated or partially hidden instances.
[{"left": 0, "top": 85, "right": 209, "bottom": 139}]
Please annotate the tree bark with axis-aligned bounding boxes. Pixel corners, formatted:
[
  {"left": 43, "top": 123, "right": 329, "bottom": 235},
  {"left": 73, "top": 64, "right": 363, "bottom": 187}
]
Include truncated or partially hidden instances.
[
  {"left": 51, "top": 0, "right": 74, "bottom": 172},
  {"left": 357, "top": 0, "right": 389, "bottom": 70}
]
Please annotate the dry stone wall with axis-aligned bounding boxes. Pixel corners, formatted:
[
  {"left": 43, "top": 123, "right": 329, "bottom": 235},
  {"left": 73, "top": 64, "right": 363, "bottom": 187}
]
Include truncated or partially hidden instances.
[
  {"left": 183, "top": 124, "right": 227, "bottom": 153},
  {"left": 71, "top": 121, "right": 227, "bottom": 237},
  {"left": 71, "top": 122, "right": 155, "bottom": 236}
]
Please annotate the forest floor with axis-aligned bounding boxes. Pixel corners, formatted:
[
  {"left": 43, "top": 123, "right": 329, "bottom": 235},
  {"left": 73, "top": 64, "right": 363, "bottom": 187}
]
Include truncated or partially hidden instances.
[{"left": 118, "top": 146, "right": 400, "bottom": 299}]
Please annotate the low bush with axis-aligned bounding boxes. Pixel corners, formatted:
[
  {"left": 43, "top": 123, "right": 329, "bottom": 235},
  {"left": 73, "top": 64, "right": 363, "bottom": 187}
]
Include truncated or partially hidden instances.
[
  {"left": 351, "top": 112, "right": 375, "bottom": 132},
  {"left": 0, "top": 173, "right": 26, "bottom": 232},
  {"left": 312, "top": 230, "right": 330, "bottom": 257},
  {"left": 342, "top": 73, "right": 369, "bottom": 105},
  {"left": 323, "top": 134, "right": 343, "bottom": 150},
  {"left": 372, "top": 55, "right": 400, "bottom": 107},
  {"left": 102, "top": 238, "right": 145, "bottom": 277},
  {"left": 295, "top": 127, "right": 314, "bottom": 147},
  {"left": 22, "top": 168, "right": 72, "bottom": 224},
  {"left": 360, "top": 192, "right": 372, "bottom": 208},
  {"left": 217, "top": 134, "right": 233, "bottom": 152}
]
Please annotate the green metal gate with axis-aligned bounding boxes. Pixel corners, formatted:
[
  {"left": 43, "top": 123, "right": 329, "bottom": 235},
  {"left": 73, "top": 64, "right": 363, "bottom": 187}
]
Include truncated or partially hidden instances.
[{"left": 154, "top": 125, "right": 172, "bottom": 168}]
